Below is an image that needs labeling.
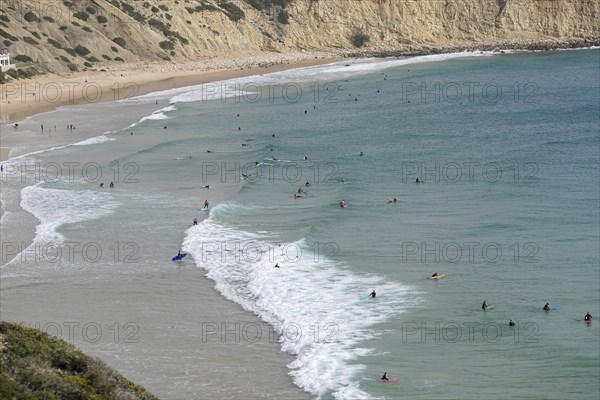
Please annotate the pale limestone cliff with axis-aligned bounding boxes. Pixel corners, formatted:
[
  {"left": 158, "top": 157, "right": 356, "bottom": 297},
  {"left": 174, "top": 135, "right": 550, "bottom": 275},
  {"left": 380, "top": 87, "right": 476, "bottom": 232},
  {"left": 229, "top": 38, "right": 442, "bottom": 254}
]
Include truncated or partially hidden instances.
[{"left": 0, "top": 0, "right": 598, "bottom": 73}]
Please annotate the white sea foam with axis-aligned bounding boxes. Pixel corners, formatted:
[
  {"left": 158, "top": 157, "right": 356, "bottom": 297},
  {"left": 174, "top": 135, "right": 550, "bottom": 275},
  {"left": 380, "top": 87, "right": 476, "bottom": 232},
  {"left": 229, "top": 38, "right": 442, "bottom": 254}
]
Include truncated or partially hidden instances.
[
  {"left": 7, "top": 185, "right": 119, "bottom": 265},
  {"left": 72, "top": 135, "right": 115, "bottom": 146},
  {"left": 6, "top": 135, "right": 114, "bottom": 161},
  {"left": 183, "top": 202, "right": 420, "bottom": 399},
  {"left": 127, "top": 105, "right": 177, "bottom": 128}
]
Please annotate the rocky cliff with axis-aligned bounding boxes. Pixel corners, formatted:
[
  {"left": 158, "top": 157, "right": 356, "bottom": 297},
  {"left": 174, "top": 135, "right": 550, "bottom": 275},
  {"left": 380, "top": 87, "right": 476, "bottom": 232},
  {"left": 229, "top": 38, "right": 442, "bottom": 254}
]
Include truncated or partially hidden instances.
[{"left": 0, "top": 0, "right": 598, "bottom": 73}]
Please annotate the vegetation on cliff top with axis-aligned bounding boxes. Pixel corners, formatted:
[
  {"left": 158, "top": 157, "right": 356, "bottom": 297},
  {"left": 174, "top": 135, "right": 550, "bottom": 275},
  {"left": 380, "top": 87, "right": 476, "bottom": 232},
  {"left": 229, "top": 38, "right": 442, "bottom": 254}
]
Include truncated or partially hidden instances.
[{"left": 0, "top": 321, "right": 157, "bottom": 400}]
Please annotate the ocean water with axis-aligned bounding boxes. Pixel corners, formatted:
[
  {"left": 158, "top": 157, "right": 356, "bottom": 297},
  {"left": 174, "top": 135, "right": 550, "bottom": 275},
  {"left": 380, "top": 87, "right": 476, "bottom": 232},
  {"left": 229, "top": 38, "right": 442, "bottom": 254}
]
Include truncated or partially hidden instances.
[{"left": 1, "top": 49, "right": 599, "bottom": 399}]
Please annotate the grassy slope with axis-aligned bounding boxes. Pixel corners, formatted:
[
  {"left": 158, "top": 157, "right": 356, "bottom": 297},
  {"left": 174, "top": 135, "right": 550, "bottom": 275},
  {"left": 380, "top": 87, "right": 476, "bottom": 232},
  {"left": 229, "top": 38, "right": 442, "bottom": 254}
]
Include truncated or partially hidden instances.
[{"left": 0, "top": 321, "right": 158, "bottom": 400}]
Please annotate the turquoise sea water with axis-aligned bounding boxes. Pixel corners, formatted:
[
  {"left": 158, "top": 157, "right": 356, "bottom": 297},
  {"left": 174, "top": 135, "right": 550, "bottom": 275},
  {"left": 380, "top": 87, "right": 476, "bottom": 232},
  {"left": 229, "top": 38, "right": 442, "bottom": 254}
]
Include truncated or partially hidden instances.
[{"left": 1, "top": 49, "right": 599, "bottom": 399}]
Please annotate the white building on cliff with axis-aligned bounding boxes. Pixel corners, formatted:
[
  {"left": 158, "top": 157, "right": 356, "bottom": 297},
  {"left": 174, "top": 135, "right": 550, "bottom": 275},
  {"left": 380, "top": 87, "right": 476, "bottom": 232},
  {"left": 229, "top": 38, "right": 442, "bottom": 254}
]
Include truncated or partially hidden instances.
[{"left": 0, "top": 47, "right": 15, "bottom": 72}]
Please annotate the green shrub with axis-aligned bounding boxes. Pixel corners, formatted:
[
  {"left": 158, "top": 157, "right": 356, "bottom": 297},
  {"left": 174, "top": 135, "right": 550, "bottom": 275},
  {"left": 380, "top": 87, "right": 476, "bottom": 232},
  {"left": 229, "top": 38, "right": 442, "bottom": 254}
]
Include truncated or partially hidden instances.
[
  {"left": 110, "top": 46, "right": 118, "bottom": 52},
  {"left": 198, "top": 2, "right": 218, "bottom": 11},
  {"left": 0, "top": 14, "right": 10, "bottom": 22},
  {"left": 83, "top": 61, "right": 92, "bottom": 68},
  {"left": 102, "top": 54, "right": 111, "bottom": 60},
  {"left": 67, "top": 63, "right": 78, "bottom": 71},
  {"left": 220, "top": 2, "right": 245, "bottom": 22},
  {"left": 59, "top": 25, "right": 68, "bottom": 30},
  {"left": 65, "top": 48, "right": 77, "bottom": 57},
  {"left": 114, "top": 57, "right": 124, "bottom": 62},
  {"left": 23, "top": 36, "right": 39, "bottom": 45},
  {"left": 24, "top": 11, "right": 38, "bottom": 22},
  {"left": 86, "top": 6, "right": 97, "bottom": 14},
  {"left": 351, "top": 29, "right": 370, "bottom": 48},
  {"left": 63, "top": 1, "right": 74, "bottom": 7},
  {"left": 73, "top": 11, "right": 89, "bottom": 21},
  {"left": 32, "top": 31, "right": 41, "bottom": 39},
  {"left": 0, "top": 28, "right": 17, "bottom": 41},
  {"left": 97, "top": 15, "right": 108, "bottom": 23},
  {"left": 277, "top": 10, "right": 289, "bottom": 24},
  {"left": 42, "top": 16, "right": 55, "bottom": 22},
  {"left": 143, "top": 2, "right": 151, "bottom": 8},
  {"left": 88, "top": 56, "right": 100, "bottom": 62},
  {"left": 159, "top": 4, "right": 169, "bottom": 11},
  {"left": 159, "top": 40, "right": 174, "bottom": 50},
  {"left": 151, "top": 6, "right": 159, "bottom": 13},
  {"left": 82, "top": 26, "right": 93, "bottom": 32},
  {"left": 59, "top": 55, "right": 70, "bottom": 62},
  {"left": 74, "top": 44, "right": 90, "bottom": 56},
  {"left": 47, "top": 38, "right": 64, "bottom": 49},
  {"left": 165, "top": 13, "right": 172, "bottom": 20},
  {"left": 0, "top": 71, "right": 6, "bottom": 84},
  {"left": 112, "top": 37, "right": 126, "bottom": 47},
  {"left": 3, "top": 39, "right": 12, "bottom": 47},
  {"left": 71, "top": 21, "right": 80, "bottom": 26},
  {"left": 14, "top": 54, "right": 33, "bottom": 63}
]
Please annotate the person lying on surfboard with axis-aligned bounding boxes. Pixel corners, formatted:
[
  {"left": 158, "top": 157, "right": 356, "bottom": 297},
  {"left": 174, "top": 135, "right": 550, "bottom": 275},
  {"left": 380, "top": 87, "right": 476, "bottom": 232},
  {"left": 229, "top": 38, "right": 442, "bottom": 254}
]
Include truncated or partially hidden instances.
[
  {"left": 380, "top": 372, "right": 388, "bottom": 381},
  {"left": 431, "top": 272, "right": 438, "bottom": 277},
  {"left": 370, "top": 290, "right": 376, "bottom": 298}
]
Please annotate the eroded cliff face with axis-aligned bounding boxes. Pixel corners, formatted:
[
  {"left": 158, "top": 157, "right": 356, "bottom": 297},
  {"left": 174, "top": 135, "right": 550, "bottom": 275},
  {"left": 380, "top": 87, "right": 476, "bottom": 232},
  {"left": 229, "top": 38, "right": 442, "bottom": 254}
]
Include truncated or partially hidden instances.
[{"left": 1, "top": 0, "right": 598, "bottom": 73}]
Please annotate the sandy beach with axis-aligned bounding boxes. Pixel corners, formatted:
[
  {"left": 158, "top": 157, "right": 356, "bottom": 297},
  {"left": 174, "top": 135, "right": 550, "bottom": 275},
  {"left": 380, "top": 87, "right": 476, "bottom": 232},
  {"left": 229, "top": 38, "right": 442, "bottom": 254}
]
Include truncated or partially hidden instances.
[{"left": 0, "top": 51, "right": 338, "bottom": 159}]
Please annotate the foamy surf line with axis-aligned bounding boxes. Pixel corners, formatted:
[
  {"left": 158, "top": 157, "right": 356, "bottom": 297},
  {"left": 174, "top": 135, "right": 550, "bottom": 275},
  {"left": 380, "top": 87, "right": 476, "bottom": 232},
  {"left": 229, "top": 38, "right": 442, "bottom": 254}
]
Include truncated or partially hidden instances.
[
  {"left": 4, "top": 134, "right": 115, "bottom": 161},
  {"left": 183, "top": 202, "right": 420, "bottom": 399},
  {"left": 2, "top": 185, "right": 119, "bottom": 268}
]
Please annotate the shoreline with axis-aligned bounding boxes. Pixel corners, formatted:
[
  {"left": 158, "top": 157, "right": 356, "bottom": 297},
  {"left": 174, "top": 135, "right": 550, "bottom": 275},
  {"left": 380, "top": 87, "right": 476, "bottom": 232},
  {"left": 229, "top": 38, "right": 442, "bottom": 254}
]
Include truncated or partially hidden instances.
[
  {"left": 2, "top": 36, "right": 598, "bottom": 123},
  {"left": 0, "top": 52, "right": 340, "bottom": 126},
  {"left": 1, "top": 39, "right": 598, "bottom": 161}
]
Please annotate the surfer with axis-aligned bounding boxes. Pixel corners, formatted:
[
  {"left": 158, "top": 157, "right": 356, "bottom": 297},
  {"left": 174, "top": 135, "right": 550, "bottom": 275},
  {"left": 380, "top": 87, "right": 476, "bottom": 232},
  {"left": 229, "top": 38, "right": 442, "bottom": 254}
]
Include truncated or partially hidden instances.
[
  {"left": 274, "top": 263, "right": 280, "bottom": 268},
  {"left": 99, "top": 182, "right": 104, "bottom": 188},
  {"left": 543, "top": 303, "right": 550, "bottom": 311},
  {"left": 370, "top": 290, "right": 376, "bottom": 298},
  {"left": 416, "top": 177, "right": 420, "bottom": 183},
  {"left": 202, "top": 185, "right": 210, "bottom": 189},
  {"left": 339, "top": 201, "right": 345, "bottom": 208},
  {"left": 392, "top": 197, "right": 397, "bottom": 203},
  {"left": 584, "top": 312, "right": 592, "bottom": 322},
  {"left": 380, "top": 372, "right": 388, "bottom": 381},
  {"left": 305, "top": 181, "right": 310, "bottom": 187},
  {"left": 482, "top": 301, "right": 488, "bottom": 310},
  {"left": 193, "top": 218, "right": 198, "bottom": 226},
  {"left": 297, "top": 187, "right": 303, "bottom": 194},
  {"left": 177, "top": 250, "right": 181, "bottom": 257},
  {"left": 359, "top": 151, "right": 363, "bottom": 156},
  {"left": 109, "top": 181, "right": 114, "bottom": 188},
  {"left": 203, "top": 199, "right": 209, "bottom": 209},
  {"left": 303, "top": 156, "right": 308, "bottom": 160},
  {"left": 431, "top": 273, "right": 438, "bottom": 277},
  {"left": 509, "top": 319, "right": 515, "bottom": 326}
]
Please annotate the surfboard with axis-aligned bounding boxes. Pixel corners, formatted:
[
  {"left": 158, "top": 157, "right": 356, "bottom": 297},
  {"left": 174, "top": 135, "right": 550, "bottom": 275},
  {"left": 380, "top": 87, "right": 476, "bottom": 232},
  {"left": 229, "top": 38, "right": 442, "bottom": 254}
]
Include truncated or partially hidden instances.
[
  {"left": 484, "top": 305, "right": 494, "bottom": 310},
  {"left": 198, "top": 208, "right": 209, "bottom": 212},
  {"left": 428, "top": 274, "right": 445, "bottom": 279},
  {"left": 171, "top": 253, "right": 187, "bottom": 261},
  {"left": 377, "top": 377, "right": 400, "bottom": 382},
  {"left": 544, "top": 305, "right": 558, "bottom": 310}
]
